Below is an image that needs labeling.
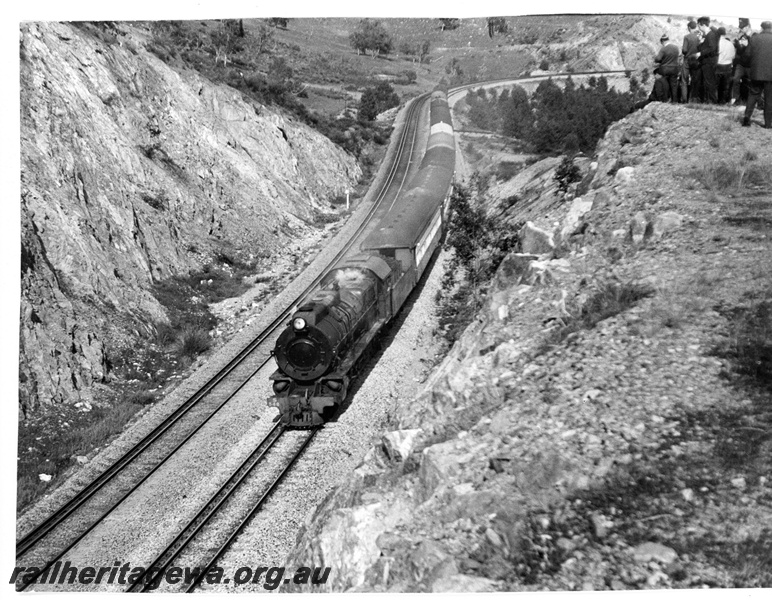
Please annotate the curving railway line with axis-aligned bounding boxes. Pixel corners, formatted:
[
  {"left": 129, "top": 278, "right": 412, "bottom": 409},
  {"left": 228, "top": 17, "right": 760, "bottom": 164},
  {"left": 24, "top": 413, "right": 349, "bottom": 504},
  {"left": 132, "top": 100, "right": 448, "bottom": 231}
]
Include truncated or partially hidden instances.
[
  {"left": 16, "top": 92, "right": 432, "bottom": 592},
  {"left": 17, "top": 70, "right": 626, "bottom": 592}
]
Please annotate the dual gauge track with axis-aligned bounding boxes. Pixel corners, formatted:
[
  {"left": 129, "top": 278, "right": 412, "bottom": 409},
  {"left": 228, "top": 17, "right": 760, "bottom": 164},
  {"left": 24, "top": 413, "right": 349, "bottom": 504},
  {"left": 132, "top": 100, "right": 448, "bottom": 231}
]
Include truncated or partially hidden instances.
[
  {"left": 18, "top": 70, "right": 628, "bottom": 592},
  {"left": 15, "top": 92, "right": 431, "bottom": 592}
]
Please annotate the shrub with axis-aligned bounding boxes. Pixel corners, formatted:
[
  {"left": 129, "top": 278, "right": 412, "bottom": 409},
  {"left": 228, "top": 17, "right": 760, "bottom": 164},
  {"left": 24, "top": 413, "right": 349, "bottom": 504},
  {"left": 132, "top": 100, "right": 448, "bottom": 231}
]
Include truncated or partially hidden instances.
[
  {"left": 713, "top": 294, "right": 772, "bottom": 391},
  {"left": 554, "top": 155, "right": 581, "bottom": 196},
  {"left": 358, "top": 81, "right": 400, "bottom": 122},
  {"left": 179, "top": 326, "right": 212, "bottom": 358},
  {"left": 436, "top": 183, "right": 521, "bottom": 343},
  {"left": 541, "top": 281, "right": 655, "bottom": 351},
  {"left": 694, "top": 157, "right": 772, "bottom": 193}
]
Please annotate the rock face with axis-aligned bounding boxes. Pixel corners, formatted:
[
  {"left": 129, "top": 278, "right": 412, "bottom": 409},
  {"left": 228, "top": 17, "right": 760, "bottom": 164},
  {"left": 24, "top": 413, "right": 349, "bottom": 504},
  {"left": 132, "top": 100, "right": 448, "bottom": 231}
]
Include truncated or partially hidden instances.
[
  {"left": 19, "top": 22, "right": 361, "bottom": 414},
  {"left": 283, "top": 102, "right": 772, "bottom": 591}
]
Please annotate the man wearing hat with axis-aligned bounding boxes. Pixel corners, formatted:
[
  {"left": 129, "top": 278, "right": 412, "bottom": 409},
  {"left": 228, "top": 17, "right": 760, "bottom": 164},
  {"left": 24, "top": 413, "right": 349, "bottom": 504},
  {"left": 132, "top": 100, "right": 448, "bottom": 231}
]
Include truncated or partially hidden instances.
[
  {"left": 682, "top": 20, "right": 702, "bottom": 101},
  {"left": 743, "top": 21, "right": 772, "bottom": 128},
  {"left": 654, "top": 33, "right": 681, "bottom": 101},
  {"left": 694, "top": 16, "right": 719, "bottom": 103},
  {"left": 732, "top": 18, "right": 753, "bottom": 105}
]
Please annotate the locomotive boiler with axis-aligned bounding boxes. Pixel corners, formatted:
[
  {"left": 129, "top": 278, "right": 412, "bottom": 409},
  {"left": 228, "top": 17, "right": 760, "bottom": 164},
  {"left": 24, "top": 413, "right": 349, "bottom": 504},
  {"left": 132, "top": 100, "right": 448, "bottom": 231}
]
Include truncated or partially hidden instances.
[{"left": 269, "top": 89, "right": 455, "bottom": 426}]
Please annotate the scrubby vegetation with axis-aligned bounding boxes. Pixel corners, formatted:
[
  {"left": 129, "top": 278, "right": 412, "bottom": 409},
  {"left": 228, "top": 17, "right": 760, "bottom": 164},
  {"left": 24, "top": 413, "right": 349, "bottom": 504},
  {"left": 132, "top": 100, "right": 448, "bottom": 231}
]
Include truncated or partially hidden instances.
[
  {"left": 713, "top": 288, "right": 772, "bottom": 393},
  {"left": 145, "top": 20, "right": 393, "bottom": 159},
  {"left": 358, "top": 82, "right": 400, "bottom": 122},
  {"left": 540, "top": 281, "right": 655, "bottom": 353},
  {"left": 17, "top": 392, "right": 153, "bottom": 512},
  {"left": 436, "top": 183, "right": 520, "bottom": 343},
  {"left": 465, "top": 77, "right": 633, "bottom": 153}
]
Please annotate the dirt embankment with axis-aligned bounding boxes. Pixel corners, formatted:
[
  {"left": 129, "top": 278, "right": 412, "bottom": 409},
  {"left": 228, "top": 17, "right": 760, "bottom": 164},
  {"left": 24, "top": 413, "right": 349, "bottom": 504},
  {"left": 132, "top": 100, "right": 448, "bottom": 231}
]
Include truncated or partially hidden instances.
[{"left": 283, "top": 102, "right": 772, "bottom": 592}]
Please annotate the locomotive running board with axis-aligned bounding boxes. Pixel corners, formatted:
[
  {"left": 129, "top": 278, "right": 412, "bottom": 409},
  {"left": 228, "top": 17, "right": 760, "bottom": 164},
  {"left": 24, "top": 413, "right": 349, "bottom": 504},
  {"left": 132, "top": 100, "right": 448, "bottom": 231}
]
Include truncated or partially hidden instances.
[{"left": 338, "top": 318, "right": 387, "bottom": 374}]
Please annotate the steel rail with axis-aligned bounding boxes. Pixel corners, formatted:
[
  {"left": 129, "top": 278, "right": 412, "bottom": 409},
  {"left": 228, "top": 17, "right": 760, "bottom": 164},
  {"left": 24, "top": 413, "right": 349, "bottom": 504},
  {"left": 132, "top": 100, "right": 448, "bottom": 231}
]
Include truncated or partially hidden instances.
[
  {"left": 16, "top": 92, "right": 430, "bottom": 570},
  {"left": 182, "top": 430, "right": 317, "bottom": 593},
  {"left": 125, "top": 422, "right": 285, "bottom": 593},
  {"left": 14, "top": 356, "right": 276, "bottom": 592}
]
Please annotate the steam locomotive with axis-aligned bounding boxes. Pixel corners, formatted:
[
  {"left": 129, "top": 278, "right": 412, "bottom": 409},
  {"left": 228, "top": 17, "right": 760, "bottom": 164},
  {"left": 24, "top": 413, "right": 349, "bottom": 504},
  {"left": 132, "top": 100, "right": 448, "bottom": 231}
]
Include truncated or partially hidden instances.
[{"left": 269, "top": 89, "right": 455, "bottom": 426}]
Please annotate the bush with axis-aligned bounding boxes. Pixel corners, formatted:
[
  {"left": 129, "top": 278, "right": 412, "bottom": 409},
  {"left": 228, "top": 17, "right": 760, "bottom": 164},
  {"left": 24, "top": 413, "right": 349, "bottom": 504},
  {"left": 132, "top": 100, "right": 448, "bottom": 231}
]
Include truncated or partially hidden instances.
[
  {"left": 436, "top": 184, "right": 520, "bottom": 343},
  {"left": 179, "top": 326, "right": 212, "bottom": 358},
  {"left": 554, "top": 155, "right": 581, "bottom": 196},
  {"left": 358, "top": 81, "right": 400, "bottom": 122}
]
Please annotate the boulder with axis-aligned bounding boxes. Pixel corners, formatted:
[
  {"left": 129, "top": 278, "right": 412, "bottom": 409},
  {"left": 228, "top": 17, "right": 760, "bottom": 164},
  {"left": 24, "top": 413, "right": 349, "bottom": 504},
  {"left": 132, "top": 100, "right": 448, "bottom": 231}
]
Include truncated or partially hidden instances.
[
  {"left": 615, "top": 166, "right": 635, "bottom": 184},
  {"left": 632, "top": 542, "right": 678, "bottom": 564},
  {"left": 381, "top": 429, "right": 422, "bottom": 462},
  {"left": 523, "top": 258, "right": 571, "bottom": 286},
  {"left": 519, "top": 221, "right": 555, "bottom": 256},
  {"left": 410, "top": 540, "right": 457, "bottom": 587},
  {"left": 652, "top": 211, "right": 684, "bottom": 239},
  {"left": 560, "top": 196, "right": 594, "bottom": 238},
  {"left": 419, "top": 440, "right": 462, "bottom": 501},
  {"left": 494, "top": 253, "right": 540, "bottom": 289},
  {"left": 630, "top": 211, "right": 652, "bottom": 244}
]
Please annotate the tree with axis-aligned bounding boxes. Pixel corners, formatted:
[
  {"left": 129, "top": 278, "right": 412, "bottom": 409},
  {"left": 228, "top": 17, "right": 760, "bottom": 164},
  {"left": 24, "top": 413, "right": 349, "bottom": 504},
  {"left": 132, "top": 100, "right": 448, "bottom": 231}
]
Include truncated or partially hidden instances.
[
  {"left": 539, "top": 58, "right": 550, "bottom": 71},
  {"left": 358, "top": 81, "right": 399, "bottom": 121},
  {"left": 267, "top": 18, "right": 289, "bottom": 29},
  {"left": 501, "top": 85, "right": 532, "bottom": 139},
  {"left": 445, "top": 57, "right": 464, "bottom": 83},
  {"left": 487, "top": 17, "right": 509, "bottom": 38},
  {"left": 349, "top": 19, "right": 393, "bottom": 58},
  {"left": 245, "top": 22, "right": 275, "bottom": 67},
  {"left": 439, "top": 18, "right": 460, "bottom": 31},
  {"left": 419, "top": 40, "right": 431, "bottom": 63},
  {"left": 210, "top": 19, "right": 244, "bottom": 66}
]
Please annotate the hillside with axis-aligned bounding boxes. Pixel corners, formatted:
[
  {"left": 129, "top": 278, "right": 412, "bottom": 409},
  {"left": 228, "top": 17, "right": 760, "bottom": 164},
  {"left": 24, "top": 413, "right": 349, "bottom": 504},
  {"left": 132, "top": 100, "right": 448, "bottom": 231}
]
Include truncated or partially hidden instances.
[
  {"left": 18, "top": 12, "right": 767, "bottom": 563},
  {"left": 18, "top": 13, "right": 713, "bottom": 419},
  {"left": 284, "top": 102, "right": 772, "bottom": 591},
  {"left": 19, "top": 20, "right": 361, "bottom": 415}
]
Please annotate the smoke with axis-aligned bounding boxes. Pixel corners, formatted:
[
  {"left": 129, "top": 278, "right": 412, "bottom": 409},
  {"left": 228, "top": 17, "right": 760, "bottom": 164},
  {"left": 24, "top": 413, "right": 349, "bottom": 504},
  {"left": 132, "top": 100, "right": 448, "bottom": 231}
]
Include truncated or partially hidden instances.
[{"left": 332, "top": 268, "right": 367, "bottom": 286}]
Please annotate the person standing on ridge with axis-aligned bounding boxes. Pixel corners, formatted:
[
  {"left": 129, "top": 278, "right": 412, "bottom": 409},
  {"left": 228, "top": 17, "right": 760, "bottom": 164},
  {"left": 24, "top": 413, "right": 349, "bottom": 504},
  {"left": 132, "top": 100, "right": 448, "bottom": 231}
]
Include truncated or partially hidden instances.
[
  {"left": 654, "top": 34, "right": 681, "bottom": 101},
  {"left": 732, "top": 18, "right": 754, "bottom": 105},
  {"left": 716, "top": 27, "right": 736, "bottom": 103},
  {"left": 682, "top": 20, "right": 702, "bottom": 102},
  {"left": 694, "top": 16, "right": 719, "bottom": 103},
  {"left": 743, "top": 20, "right": 772, "bottom": 128}
]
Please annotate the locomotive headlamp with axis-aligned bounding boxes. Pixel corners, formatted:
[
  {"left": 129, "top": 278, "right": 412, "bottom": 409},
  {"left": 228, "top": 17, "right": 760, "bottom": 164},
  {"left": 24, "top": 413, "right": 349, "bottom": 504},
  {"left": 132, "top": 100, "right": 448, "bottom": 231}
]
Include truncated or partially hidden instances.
[{"left": 292, "top": 317, "right": 307, "bottom": 331}]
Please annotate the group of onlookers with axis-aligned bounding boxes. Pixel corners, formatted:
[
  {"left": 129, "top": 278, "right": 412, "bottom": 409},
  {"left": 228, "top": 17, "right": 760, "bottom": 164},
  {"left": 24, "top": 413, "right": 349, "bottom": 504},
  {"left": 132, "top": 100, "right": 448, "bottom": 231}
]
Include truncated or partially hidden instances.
[{"left": 651, "top": 17, "right": 771, "bottom": 128}]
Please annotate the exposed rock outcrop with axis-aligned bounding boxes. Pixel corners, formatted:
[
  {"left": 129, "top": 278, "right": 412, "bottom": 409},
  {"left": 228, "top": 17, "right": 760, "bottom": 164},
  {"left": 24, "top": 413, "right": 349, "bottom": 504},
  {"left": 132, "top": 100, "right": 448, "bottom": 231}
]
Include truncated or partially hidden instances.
[
  {"left": 19, "top": 22, "right": 361, "bottom": 414},
  {"left": 282, "top": 103, "right": 772, "bottom": 591}
]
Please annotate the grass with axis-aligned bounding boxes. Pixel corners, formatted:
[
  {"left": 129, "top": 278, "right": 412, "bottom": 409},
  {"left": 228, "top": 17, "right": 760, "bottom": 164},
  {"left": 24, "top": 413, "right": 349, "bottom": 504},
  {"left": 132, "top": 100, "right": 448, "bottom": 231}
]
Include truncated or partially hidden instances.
[
  {"left": 693, "top": 155, "right": 772, "bottom": 194},
  {"left": 643, "top": 271, "right": 721, "bottom": 333},
  {"left": 18, "top": 251, "right": 261, "bottom": 513},
  {"left": 542, "top": 281, "right": 655, "bottom": 350},
  {"left": 16, "top": 390, "right": 154, "bottom": 513},
  {"left": 713, "top": 291, "right": 772, "bottom": 392}
]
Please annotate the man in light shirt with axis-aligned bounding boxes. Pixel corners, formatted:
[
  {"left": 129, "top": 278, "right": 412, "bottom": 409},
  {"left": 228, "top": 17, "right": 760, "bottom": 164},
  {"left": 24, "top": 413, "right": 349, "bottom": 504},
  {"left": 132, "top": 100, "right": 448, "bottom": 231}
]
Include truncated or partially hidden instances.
[{"left": 716, "top": 27, "right": 736, "bottom": 104}]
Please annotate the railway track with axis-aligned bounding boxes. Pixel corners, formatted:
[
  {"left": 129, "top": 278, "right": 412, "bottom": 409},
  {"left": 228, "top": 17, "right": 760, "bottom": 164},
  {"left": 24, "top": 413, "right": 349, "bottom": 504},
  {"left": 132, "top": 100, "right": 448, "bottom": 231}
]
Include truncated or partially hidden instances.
[
  {"left": 16, "top": 92, "right": 431, "bottom": 591},
  {"left": 125, "top": 422, "right": 315, "bottom": 593}
]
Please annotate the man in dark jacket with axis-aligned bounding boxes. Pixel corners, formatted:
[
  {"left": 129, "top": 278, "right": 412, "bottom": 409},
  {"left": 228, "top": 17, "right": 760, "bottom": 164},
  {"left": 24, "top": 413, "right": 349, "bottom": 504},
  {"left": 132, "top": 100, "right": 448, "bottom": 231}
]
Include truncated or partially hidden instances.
[
  {"left": 694, "top": 16, "right": 719, "bottom": 103},
  {"left": 732, "top": 18, "right": 753, "bottom": 104},
  {"left": 633, "top": 68, "right": 670, "bottom": 110},
  {"left": 682, "top": 20, "right": 702, "bottom": 102},
  {"left": 743, "top": 21, "right": 772, "bottom": 128},
  {"left": 654, "top": 34, "right": 680, "bottom": 101}
]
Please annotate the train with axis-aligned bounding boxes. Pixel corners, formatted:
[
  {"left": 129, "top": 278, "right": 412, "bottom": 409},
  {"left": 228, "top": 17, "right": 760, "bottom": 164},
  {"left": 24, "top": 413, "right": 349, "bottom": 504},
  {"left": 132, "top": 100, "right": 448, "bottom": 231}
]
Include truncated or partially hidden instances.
[{"left": 268, "top": 89, "right": 456, "bottom": 426}]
